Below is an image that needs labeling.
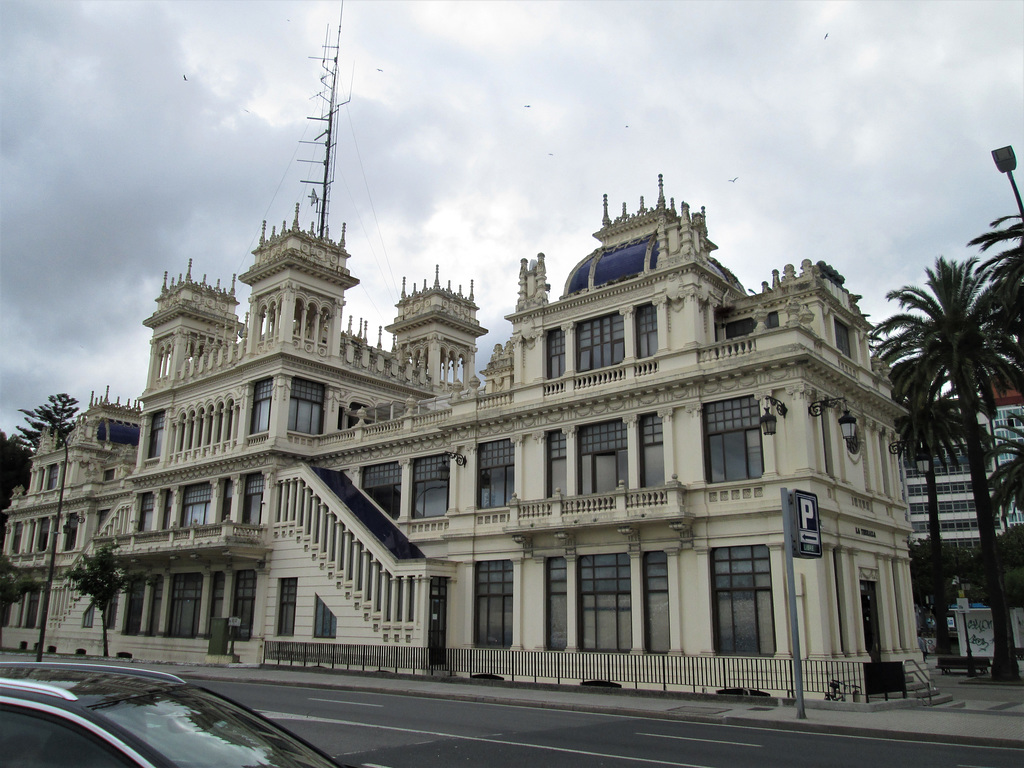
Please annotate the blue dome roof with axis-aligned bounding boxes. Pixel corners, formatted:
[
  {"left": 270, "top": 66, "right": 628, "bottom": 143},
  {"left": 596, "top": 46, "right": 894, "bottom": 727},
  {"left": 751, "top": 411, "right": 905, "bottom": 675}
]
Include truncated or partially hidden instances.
[{"left": 566, "top": 236, "right": 659, "bottom": 295}]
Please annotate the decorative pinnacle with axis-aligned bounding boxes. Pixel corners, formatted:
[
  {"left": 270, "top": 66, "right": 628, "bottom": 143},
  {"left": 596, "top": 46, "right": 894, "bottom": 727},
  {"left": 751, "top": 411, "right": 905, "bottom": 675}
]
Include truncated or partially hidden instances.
[
  {"left": 602, "top": 194, "right": 610, "bottom": 226},
  {"left": 340, "top": 222, "right": 346, "bottom": 248},
  {"left": 293, "top": 203, "right": 300, "bottom": 230},
  {"left": 433, "top": 265, "right": 440, "bottom": 289},
  {"left": 657, "top": 174, "right": 665, "bottom": 209},
  {"left": 260, "top": 220, "right": 266, "bottom": 245},
  {"left": 186, "top": 258, "right": 193, "bottom": 281},
  {"left": 469, "top": 279, "right": 475, "bottom": 301},
  {"left": 401, "top": 276, "right": 407, "bottom": 299}
]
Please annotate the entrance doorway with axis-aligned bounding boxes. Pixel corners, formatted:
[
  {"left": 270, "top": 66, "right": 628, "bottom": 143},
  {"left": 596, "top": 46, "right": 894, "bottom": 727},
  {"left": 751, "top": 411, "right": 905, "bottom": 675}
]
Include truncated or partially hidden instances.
[
  {"left": 428, "top": 576, "right": 448, "bottom": 667},
  {"left": 860, "top": 580, "right": 881, "bottom": 662}
]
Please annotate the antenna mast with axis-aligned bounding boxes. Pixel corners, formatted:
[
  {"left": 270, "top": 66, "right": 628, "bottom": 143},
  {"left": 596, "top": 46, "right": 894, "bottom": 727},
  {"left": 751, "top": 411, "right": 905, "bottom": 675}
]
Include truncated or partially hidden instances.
[{"left": 300, "top": 9, "right": 349, "bottom": 240}]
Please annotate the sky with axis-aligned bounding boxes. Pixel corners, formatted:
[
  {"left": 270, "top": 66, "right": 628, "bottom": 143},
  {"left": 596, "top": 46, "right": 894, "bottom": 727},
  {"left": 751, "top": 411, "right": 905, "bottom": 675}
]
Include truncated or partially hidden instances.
[{"left": 1, "top": 0, "right": 1022, "bottom": 435}]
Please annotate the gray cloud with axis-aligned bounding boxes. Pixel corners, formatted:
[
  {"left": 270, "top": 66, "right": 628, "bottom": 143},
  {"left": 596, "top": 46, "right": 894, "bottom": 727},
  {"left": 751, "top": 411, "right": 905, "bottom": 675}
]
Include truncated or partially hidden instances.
[{"left": 2, "top": 0, "right": 1021, "bottom": 430}]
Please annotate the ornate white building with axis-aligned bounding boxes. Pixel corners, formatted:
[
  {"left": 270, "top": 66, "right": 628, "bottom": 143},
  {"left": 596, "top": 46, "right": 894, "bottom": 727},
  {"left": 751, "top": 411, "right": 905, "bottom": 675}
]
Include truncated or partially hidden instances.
[{"left": 4, "top": 177, "right": 915, "bottom": 676}]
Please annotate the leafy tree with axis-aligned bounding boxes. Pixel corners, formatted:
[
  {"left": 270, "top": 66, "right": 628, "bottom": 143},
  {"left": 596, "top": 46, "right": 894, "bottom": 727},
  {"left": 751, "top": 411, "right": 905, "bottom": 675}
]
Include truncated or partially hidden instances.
[
  {"left": 0, "top": 554, "right": 39, "bottom": 649},
  {"left": 873, "top": 256, "right": 1023, "bottom": 680},
  {"left": 1005, "top": 568, "right": 1024, "bottom": 608},
  {"left": 65, "top": 544, "right": 131, "bottom": 657},
  {"left": 17, "top": 393, "right": 79, "bottom": 451},
  {"left": 0, "top": 431, "right": 32, "bottom": 549},
  {"left": 997, "top": 524, "right": 1024, "bottom": 571},
  {"left": 989, "top": 423, "right": 1024, "bottom": 526}
]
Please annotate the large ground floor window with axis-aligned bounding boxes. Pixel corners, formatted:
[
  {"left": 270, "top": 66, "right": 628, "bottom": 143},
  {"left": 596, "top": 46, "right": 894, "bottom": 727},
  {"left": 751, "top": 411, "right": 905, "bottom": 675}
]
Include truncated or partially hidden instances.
[
  {"left": 475, "top": 560, "right": 513, "bottom": 647},
  {"left": 713, "top": 545, "right": 775, "bottom": 655},
  {"left": 168, "top": 572, "right": 203, "bottom": 638},
  {"left": 580, "top": 553, "right": 631, "bottom": 651}
]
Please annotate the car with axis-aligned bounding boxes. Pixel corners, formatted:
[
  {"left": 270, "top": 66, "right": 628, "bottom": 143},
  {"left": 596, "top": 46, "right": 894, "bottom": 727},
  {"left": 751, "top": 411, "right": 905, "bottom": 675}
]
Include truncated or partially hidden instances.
[{"left": 0, "top": 662, "right": 345, "bottom": 767}]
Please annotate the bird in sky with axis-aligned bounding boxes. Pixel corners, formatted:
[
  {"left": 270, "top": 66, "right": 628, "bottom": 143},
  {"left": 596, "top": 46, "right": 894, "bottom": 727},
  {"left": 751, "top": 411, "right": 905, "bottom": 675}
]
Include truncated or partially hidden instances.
[
  {"left": 729, "top": 177, "right": 739, "bottom": 182},
  {"left": 377, "top": 68, "right": 383, "bottom": 72},
  {"left": 183, "top": 75, "right": 188, "bottom": 81},
  {"left": 824, "top": 33, "right": 829, "bottom": 40}
]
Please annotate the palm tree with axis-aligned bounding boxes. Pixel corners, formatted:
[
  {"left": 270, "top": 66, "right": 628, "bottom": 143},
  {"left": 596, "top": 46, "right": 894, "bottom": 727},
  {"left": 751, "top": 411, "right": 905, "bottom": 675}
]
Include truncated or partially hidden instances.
[
  {"left": 890, "top": 360, "right": 964, "bottom": 656},
  {"left": 872, "top": 256, "right": 1023, "bottom": 681},
  {"left": 969, "top": 215, "right": 1022, "bottom": 338}
]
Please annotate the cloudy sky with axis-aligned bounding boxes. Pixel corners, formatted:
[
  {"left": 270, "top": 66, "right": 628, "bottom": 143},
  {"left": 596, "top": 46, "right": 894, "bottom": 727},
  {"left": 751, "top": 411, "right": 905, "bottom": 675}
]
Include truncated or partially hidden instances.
[{"left": 1, "top": 0, "right": 1021, "bottom": 434}]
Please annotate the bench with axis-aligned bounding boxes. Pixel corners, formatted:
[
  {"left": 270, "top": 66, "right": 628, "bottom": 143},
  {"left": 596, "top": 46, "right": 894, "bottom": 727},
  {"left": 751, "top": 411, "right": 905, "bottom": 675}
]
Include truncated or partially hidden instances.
[{"left": 936, "top": 656, "right": 990, "bottom": 674}]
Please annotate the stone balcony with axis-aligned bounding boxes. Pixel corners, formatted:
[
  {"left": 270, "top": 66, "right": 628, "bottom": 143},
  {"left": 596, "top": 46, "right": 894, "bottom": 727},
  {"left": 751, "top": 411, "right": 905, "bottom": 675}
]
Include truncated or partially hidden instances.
[{"left": 93, "top": 521, "right": 269, "bottom": 566}]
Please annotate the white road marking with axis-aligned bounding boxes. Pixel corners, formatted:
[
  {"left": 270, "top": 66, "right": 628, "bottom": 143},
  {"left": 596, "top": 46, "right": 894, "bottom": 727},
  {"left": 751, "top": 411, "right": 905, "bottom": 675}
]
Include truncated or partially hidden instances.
[
  {"left": 309, "top": 697, "right": 384, "bottom": 707},
  {"left": 637, "top": 731, "right": 762, "bottom": 747},
  {"left": 260, "top": 711, "right": 720, "bottom": 767}
]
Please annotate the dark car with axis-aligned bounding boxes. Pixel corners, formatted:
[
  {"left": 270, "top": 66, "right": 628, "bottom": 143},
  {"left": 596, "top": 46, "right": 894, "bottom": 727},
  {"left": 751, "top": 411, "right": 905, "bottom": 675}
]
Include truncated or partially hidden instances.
[{"left": 0, "top": 662, "right": 343, "bottom": 767}]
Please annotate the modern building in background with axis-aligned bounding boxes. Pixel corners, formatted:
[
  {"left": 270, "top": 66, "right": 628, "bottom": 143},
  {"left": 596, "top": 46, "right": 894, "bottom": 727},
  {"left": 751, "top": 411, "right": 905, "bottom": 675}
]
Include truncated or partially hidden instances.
[
  {"left": 905, "top": 386, "right": 1023, "bottom": 547},
  {"left": 3, "top": 178, "right": 915, "bottom": 671}
]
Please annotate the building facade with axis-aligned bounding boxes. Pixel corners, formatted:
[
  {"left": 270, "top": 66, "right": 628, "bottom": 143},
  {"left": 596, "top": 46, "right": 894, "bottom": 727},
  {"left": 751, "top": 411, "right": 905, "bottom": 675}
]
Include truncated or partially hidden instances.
[{"left": 4, "top": 178, "right": 915, "bottom": 669}]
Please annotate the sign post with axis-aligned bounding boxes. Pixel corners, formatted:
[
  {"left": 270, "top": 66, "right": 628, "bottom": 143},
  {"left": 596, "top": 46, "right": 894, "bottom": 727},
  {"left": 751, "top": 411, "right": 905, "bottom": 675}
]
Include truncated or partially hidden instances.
[{"left": 781, "top": 488, "right": 822, "bottom": 719}]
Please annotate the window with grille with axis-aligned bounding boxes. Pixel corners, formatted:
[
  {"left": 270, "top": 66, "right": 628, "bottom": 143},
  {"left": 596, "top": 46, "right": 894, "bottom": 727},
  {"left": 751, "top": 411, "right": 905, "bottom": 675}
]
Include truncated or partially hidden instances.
[
  {"left": 640, "top": 414, "right": 664, "bottom": 487},
  {"left": 636, "top": 304, "right": 658, "bottom": 358},
  {"left": 363, "top": 462, "right": 402, "bottom": 519},
  {"left": 713, "top": 545, "right": 775, "bottom": 655},
  {"left": 475, "top": 560, "right": 513, "bottom": 647},
  {"left": 580, "top": 553, "right": 631, "bottom": 651},
  {"left": 478, "top": 440, "right": 514, "bottom": 508},
  {"left": 232, "top": 569, "right": 256, "bottom": 640},
  {"left": 250, "top": 378, "right": 273, "bottom": 433},
  {"left": 547, "top": 557, "right": 567, "bottom": 650},
  {"left": 168, "top": 573, "right": 203, "bottom": 638},
  {"left": 138, "top": 492, "right": 155, "bottom": 532},
  {"left": 577, "top": 313, "right": 625, "bottom": 371},
  {"left": 704, "top": 397, "right": 763, "bottom": 482},
  {"left": 579, "top": 420, "right": 627, "bottom": 494},
  {"left": 834, "top": 319, "right": 852, "bottom": 358},
  {"left": 547, "top": 328, "right": 565, "bottom": 378},
  {"left": 288, "top": 377, "right": 324, "bottom": 434},
  {"left": 413, "top": 456, "right": 449, "bottom": 518}
]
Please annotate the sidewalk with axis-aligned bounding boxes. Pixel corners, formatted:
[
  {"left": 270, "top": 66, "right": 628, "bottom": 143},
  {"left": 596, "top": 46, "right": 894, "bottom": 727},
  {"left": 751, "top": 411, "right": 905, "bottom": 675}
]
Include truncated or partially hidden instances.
[{"left": 145, "top": 658, "right": 1023, "bottom": 749}]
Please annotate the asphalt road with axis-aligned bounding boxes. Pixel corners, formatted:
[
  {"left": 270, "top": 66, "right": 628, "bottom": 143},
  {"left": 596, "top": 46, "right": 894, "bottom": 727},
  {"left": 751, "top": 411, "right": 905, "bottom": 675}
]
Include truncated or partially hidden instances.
[{"left": 198, "top": 679, "right": 1024, "bottom": 768}]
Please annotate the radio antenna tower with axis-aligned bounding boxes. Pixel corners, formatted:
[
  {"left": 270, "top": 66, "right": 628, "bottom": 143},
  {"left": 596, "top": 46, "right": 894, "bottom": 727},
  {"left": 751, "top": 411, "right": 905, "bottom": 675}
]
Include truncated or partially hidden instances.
[{"left": 300, "top": 8, "right": 350, "bottom": 240}]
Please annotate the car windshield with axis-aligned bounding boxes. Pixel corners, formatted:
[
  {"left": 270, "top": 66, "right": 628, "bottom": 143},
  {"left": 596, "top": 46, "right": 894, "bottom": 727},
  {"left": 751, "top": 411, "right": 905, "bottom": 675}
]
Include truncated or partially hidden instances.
[{"left": 93, "top": 685, "right": 336, "bottom": 768}]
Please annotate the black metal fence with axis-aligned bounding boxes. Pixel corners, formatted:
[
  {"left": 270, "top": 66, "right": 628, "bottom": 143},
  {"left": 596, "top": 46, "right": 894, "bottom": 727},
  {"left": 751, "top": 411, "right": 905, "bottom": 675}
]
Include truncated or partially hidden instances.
[{"left": 263, "top": 641, "right": 868, "bottom": 698}]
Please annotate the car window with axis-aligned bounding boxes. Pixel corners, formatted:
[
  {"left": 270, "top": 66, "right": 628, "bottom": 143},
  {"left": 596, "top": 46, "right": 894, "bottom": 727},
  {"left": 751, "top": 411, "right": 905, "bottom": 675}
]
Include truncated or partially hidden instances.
[
  {"left": 93, "top": 686, "right": 337, "bottom": 768},
  {"left": 0, "top": 707, "right": 140, "bottom": 768}
]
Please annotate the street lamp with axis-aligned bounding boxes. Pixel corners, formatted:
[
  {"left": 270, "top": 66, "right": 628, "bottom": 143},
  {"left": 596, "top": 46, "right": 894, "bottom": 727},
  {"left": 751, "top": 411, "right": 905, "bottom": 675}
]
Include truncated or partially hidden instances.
[
  {"left": 809, "top": 396, "right": 859, "bottom": 452},
  {"left": 991, "top": 145, "right": 1024, "bottom": 219},
  {"left": 759, "top": 396, "right": 788, "bottom": 437},
  {"left": 888, "top": 441, "right": 932, "bottom": 474}
]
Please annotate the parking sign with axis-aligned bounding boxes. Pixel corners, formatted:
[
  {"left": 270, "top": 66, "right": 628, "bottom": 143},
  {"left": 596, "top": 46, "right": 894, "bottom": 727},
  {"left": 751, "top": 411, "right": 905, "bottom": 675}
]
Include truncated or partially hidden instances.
[{"left": 794, "top": 490, "right": 822, "bottom": 558}]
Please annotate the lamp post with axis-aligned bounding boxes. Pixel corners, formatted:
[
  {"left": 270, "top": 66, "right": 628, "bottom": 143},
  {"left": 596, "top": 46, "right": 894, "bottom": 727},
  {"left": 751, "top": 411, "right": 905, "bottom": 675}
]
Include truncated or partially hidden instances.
[
  {"left": 991, "top": 145, "right": 1024, "bottom": 219},
  {"left": 808, "top": 397, "right": 859, "bottom": 452},
  {"left": 36, "top": 436, "right": 69, "bottom": 662}
]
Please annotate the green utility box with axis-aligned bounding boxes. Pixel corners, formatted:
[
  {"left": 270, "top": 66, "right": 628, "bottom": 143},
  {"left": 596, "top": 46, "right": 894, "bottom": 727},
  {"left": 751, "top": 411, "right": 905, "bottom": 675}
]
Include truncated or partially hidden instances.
[{"left": 208, "top": 617, "right": 229, "bottom": 656}]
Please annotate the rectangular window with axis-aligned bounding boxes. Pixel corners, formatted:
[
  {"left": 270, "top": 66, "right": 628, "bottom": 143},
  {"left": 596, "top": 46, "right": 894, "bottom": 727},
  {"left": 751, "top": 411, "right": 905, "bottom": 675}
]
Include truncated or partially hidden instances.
[
  {"left": 209, "top": 571, "right": 225, "bottom": 625},
  {"left": 161, "top": 491, "right": 173, "bottom": 529},
  {"left": 724, "top": 317, "right": 756, "bottom": 339},
  {"left": 577, "top": 313, "right": 625, "bottom": 371},
  {"left": 363, "top": 462, "right": 402, "bottom": 519},
  {"left": 413, "top": 456, "right": 449, "bottom": 518},
  {"left": 547, "top": 556, "right": 567, "bottom": 650},
  {"left": 314, "top": 594, "right": 337, "bottom": 638},
  {"left": 62, "top": 514, "right": 79, "bottom": 551},
  {"left": 475, "top": 560, "right": 513, "bottom": 647},
  {"left": 288, "top": 377, "right": 325, "bottom": 434},
  {"left": 181, "top": 483, "right": 211, "bottom": 526},
  {"left": 232, "top": 570, "right": 256, "bottom": 641},
  {"left": 278, "top": 577, "right": 297, "bottom": 636},
  {"left": 704, "top": 397, "right": 764, "bottom": 483},
  {"left": 713, "top": 545, "right": 775, "bottom": 655},
  {"left": 478, "top": 440, "right": 515, "bottom": 508},
  {"left": 242, "top": 473, "right": 264, "bottom": 525},
  {"left": 36, "top": 517, "right": 50, "bottom": 551},
  {"left": 250, "top": 378, "right": 273, "bottom": 433},
  {"left": 147, "top": 577, "right": 163, "bottom": 636},
  {"left": 148, "top": 411, "right": 165, "bottom": 459},
  {"left": 579, "top": 420, "right": 627, "bottom": 494},
  {"left": 103, "top": 468, "right": 115, "bottom": 482},
  {"left": 644, "top": 551, "right": 670, "bottom": 652},
  {"left": 221, "top": 479, "right": 233, "bottom": 522},
  {"left": 138, "top": 492, "right": 155, "bottom": 532},
  {"left": 11, "top": 522, "right": 23, "bottom": 554},
  {"left": 45, "top": 464, "right": 58, "bottom": 490},
  {"left": 547, "top": 328, "right": 565, "bottom": 379},
  {"left": 124, "top": 580, "right": 145, "bottom": 636},
  {"left": 636, "top": 304, "right": 658, "bottom": 358},
  {"left": 82, "top": 603, "right": 94, "bottom": 629},
  {"left": 580, "top": 553, "right": 631, "bottom": 651},
  {"left": 640, "top": 414, "right": 664, "bottom": 487},
  {"left": 546, "top": 430, "right": 566, "bottom": 497},
  {"left": 834, "top": 319, "right": 852, "bottom": 358},
  {"left": 168, "top": 573, "right": 203, "bottom": 638}
]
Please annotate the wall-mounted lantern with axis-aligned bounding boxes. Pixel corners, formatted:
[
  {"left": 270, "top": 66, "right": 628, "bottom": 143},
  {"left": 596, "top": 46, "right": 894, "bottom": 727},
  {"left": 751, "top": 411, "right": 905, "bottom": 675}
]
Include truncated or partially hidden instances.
[
  {"left": 759, "top": 396, "right": 788, "bottom": 436},
  {"left": 809, "top": 396, "right": 859, "bottom": 452}
]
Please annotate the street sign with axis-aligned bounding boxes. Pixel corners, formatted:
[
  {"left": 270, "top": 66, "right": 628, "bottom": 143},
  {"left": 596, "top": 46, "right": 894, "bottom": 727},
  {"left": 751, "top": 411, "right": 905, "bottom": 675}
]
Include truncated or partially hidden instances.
[{"left": 794, "top": 490, "right": 822, "bottom": 559}]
